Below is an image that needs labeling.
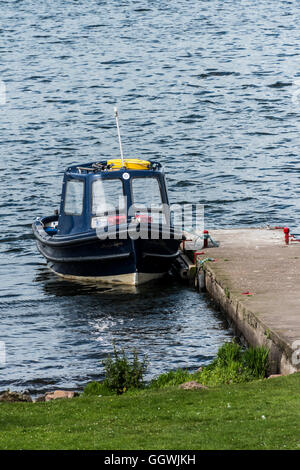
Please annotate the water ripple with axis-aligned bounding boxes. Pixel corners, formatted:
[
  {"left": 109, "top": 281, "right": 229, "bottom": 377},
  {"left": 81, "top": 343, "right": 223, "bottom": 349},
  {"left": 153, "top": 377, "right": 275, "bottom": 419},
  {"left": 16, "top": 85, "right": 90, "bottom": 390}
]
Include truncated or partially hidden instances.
[{"left": 1, "top": 0, "right": 300, "bottom": 393}]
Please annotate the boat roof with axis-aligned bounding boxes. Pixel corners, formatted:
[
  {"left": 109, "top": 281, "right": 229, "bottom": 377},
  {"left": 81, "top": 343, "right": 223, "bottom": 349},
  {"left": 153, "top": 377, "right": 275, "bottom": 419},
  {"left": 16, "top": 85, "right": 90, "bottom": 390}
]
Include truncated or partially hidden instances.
[{"left": 65, "top": 159, "right": 162, "bottom": 176}]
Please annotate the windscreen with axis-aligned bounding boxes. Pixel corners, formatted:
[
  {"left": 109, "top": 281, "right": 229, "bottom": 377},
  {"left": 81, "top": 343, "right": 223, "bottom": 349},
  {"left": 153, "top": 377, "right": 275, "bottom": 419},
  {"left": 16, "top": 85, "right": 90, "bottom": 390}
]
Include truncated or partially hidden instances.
[
  {"left": 64, "top": 180, "right": 84, "bottom": 215},
  {"left": 92, "top": 178, "right": 125, "bottom": 215},
  {"left": 131, "top": 177, "right": 162, "bottom": 209}
]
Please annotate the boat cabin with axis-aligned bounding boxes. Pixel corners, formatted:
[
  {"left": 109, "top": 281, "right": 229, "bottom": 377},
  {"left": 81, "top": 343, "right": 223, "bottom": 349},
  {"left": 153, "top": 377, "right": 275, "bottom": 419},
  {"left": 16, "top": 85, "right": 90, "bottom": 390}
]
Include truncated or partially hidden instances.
[{"left": 55, "top": 159, "right": 170, "bottom": 236}]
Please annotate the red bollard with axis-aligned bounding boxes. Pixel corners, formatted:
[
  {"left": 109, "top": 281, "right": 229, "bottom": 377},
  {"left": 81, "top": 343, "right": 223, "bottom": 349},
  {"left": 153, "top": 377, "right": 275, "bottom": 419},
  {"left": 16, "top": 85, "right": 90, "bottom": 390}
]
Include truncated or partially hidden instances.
[
  {"left": 283, "top": 227, "right": 290, "bottom": 245},
  {"left": 203, "top": 230, "right": 209, "bottom": 248}
]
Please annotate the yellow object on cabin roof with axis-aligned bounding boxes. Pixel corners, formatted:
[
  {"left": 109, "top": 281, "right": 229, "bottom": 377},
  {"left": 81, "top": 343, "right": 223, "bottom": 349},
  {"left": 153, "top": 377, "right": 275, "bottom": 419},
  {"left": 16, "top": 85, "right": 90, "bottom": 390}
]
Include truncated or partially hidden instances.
[{"left": 107, "top": 158, "right": 150, "bottom": 170}]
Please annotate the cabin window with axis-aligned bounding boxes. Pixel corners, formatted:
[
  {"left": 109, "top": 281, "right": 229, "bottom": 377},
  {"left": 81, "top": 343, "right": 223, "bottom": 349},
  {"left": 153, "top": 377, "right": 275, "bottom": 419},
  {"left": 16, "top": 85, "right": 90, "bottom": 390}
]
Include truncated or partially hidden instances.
[
  {"left": 64, "top": 180, "right": 84, "bottom": 216},
  {"left": 92, "top": 178, "right": 125, "bottom": 215},
  {"left": 131, "top": 177, "right": 162, "bottom": 209}
]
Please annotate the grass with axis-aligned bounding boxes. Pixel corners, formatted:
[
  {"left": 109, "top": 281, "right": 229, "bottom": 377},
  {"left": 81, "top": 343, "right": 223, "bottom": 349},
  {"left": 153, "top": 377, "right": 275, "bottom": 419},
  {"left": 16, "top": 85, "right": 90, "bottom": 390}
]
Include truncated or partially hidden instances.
[{"left": 1, "top": 373, "right": 300, "bottom": 449}]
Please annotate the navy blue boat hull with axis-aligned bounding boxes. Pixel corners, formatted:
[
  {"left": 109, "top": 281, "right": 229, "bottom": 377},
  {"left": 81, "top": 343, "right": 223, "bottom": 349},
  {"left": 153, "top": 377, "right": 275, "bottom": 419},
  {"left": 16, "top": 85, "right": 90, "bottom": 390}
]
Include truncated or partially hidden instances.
[{"left": 33, "top": 218, "right": 182, "bottom": 285}]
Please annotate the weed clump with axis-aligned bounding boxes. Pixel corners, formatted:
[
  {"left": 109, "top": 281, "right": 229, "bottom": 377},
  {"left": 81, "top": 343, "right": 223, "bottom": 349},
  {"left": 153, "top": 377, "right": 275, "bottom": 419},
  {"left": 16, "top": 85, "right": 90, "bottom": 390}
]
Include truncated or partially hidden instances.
[
  {"left": 102, "top": 342, "right": 148, "bottom": 394},
  {"left": 149, "top": 341, "right": 269, "bottom": 389},
  {"left": 198, "top": 341, "right": 269, "bottom": 386},
  {"left": 83, "top": 343, "right": 148, "bottom": 396}
]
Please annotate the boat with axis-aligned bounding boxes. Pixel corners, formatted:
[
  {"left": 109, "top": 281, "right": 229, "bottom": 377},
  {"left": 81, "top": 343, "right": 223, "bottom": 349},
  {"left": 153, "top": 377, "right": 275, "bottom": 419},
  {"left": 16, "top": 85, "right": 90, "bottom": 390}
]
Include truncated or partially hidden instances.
[
  {"left": 32, "top": 158, "right": 183, "bottom": 285},
  {"left": 32, "top": 109, "right": 184, "bottom": 285}
]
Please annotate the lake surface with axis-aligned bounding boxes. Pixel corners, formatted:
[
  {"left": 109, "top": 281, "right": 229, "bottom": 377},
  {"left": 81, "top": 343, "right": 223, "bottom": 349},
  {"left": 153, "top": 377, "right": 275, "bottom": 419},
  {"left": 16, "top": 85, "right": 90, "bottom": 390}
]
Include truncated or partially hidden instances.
[{"left": 0, "top": 0, "right": 299, "bottom": 394}]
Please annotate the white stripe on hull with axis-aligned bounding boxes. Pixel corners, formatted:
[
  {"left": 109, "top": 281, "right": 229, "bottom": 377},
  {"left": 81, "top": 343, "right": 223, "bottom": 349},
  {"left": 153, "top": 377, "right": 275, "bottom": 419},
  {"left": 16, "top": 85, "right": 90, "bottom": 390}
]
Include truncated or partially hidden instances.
[{"left": 47, "top": 265, "right": 165, "bottom": 286}]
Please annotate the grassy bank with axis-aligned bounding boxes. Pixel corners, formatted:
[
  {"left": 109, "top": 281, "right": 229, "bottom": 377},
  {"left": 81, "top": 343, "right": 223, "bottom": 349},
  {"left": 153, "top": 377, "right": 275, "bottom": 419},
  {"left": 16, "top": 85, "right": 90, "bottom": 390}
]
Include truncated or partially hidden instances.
[{"left": 1, "top": 373, "right": 300, "bottom": 450}]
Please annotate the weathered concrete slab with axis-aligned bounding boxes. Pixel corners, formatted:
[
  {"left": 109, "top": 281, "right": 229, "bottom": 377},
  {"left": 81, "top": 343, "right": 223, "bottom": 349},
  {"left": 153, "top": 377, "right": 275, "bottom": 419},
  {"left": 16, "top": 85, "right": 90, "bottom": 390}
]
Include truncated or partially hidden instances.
[{"left": 193, "top": 228, "right": 300, "bottom": 374}]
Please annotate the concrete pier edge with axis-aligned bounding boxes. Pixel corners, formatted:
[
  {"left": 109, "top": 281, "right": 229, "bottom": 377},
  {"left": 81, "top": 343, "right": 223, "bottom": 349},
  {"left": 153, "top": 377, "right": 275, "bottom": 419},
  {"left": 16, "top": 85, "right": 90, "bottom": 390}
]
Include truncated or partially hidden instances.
[
  {"left": 204, "top": 264, "right": 296, "bottom": 375},
  {"left": 179, "top": 228, "right": 300, "bottom": 376}
]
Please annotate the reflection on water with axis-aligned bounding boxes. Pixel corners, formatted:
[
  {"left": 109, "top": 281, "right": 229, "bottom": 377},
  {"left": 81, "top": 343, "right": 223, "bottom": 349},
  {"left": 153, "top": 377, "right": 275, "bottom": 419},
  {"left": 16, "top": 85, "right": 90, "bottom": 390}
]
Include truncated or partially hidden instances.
[{"left": 35, "top": 270, "right": 134, "bottom": 296}]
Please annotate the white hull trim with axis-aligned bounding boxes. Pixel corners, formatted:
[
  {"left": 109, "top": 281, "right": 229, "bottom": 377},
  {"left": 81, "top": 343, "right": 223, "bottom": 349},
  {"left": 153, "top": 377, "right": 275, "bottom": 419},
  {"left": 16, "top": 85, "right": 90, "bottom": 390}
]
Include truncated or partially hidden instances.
[{"left": 47, "top": 265, "right": 165, "bottom": 286}]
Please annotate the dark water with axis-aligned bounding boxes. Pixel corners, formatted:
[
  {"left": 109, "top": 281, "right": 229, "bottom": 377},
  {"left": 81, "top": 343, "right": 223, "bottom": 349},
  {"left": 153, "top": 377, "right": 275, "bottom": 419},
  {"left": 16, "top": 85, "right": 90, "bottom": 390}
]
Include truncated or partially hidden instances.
[{"left": 1, "top": 0, "right": 300, "bottom": 393}]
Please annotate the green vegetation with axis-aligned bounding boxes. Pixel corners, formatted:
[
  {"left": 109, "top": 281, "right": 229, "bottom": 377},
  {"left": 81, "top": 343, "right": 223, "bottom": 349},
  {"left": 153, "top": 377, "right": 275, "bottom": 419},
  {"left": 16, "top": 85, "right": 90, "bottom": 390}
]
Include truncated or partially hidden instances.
[
  {"left": 100, "top": 342, "right": 148, "bottom": 394},
  {"left": 265, "top": 328, "right": 271, "bottom": 339},
  {"left": 149, "top": 341, "right": 269, "bottom": 389},
  {"left": 84, "top": 341, "right": 270, "bottom": 396},
  {"left": 242, "top": 346, "right": 270, "bottom": 379},
  {"left": 1, "top": 374, "right": 300, "bottom": 449},
  {"left": 82, "top": 381, "right": 112, "bottom": 397},
  {"left": 1, "top": 341, "right": 293, "bottom": 450}
]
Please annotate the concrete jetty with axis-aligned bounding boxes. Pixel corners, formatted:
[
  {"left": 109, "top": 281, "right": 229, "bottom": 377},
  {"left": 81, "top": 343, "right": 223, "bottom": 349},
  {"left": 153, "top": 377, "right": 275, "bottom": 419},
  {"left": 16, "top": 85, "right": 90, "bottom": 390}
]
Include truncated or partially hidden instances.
[{"left": 179, "top": 228, "right": 300, "bottom": 375}]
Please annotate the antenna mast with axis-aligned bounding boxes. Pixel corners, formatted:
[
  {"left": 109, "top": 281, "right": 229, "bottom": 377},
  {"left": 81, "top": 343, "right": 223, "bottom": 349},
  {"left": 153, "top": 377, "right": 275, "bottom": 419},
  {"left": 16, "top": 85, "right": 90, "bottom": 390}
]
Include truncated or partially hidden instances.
[{"left": 114, "top": 107, "right": 125, "bottom": 168}]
